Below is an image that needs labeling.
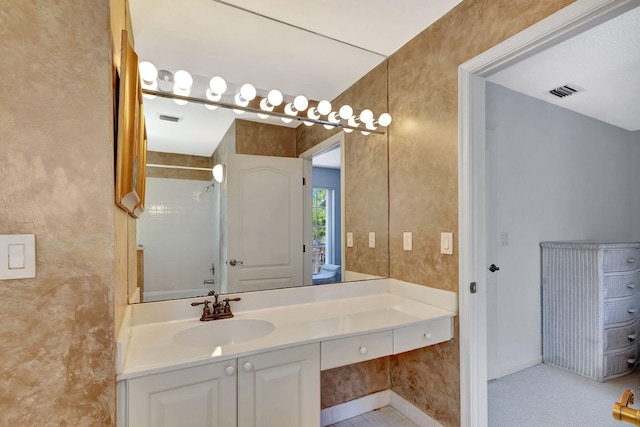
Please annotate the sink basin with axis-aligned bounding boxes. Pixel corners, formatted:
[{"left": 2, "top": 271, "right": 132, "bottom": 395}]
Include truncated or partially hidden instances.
[{"left": 173, "top": 319, "right": 275, "bottom": 347}]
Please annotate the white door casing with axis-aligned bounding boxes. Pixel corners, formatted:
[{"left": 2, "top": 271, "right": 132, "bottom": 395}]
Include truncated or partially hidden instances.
[
  {"left": 226, "top": 153, "right": 304, "bottom": 293},
  {"left": 458, "top": 1, "right": 640, "bottom": 426}
]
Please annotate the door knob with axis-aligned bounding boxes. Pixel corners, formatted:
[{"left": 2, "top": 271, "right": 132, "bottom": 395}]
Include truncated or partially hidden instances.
[
  {"left": 489, "top": 264, "right": 500, "bottom": 272},
  {"left": 242, "top": 362, "right": 253, "bottom": 372},
  {"left": 228, "top": 259, "right": 243, "bottom": 266}
]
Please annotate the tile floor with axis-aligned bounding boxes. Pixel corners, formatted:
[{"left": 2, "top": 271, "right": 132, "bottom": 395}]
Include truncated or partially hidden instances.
[{"left": 326, "top": 406, "right": 418, "bottom": 427}]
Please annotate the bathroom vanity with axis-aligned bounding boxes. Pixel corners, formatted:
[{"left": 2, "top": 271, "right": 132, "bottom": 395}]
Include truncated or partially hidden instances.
[{"left": 116, "top": 279, "right": 456, "bottom": 427}]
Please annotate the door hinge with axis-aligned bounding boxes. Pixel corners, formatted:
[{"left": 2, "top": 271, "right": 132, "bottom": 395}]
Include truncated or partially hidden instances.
[
  {"left": 303, "top": 244, "right": 306, "bottom": 253},
  {"left": 303, "top": 177, "right": 306, "bottom": 186},
  {"left": 470, "top": 282, "right": 477, "bottom": 293}
]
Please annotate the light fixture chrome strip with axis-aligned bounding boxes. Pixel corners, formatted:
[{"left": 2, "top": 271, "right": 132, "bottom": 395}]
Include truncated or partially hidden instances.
[
  {"left": 211, "top": 0, "right": 387, "bottom": 59},
  {"left": 143, "top": 89, "right": 386, "bottom": 135},
  {"left": 147, "top": 164, "right": 212, "bottom": 171}
]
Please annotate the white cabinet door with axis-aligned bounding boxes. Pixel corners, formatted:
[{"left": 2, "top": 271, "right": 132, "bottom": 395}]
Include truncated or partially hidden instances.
[
  {"left": 238, "top": 343, "right": 320, "bottom": 427},
  {"left": 128, "top": 361, "right": 237, "bottom": 427}
]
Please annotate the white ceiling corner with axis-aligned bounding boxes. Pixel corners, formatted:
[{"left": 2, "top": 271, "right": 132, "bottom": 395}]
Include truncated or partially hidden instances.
[{"left": 488, "top": 5, "right": 640, "bottom": 132}]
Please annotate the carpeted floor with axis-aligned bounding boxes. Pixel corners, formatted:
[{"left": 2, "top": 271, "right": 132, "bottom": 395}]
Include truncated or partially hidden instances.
[{"left": 488, "top": 363, "right": 640, "bottom": 426}]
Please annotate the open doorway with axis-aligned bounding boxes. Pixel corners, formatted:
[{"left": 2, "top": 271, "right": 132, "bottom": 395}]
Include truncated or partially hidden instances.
[
  {"left": 458, "top": 1, "right": 640, "bottom": 426},
  {"left": 300, "top": 132, "right": 346, "bottom": 285}
]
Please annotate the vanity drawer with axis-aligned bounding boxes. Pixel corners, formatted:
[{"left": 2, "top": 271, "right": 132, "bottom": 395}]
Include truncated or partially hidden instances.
[
  {"left": 604, "top": 271, "right": 640, "bottom": 299},
  {"left": 604, "top": 318, "right": 640, "bottom": 352},
  {"left": 604, "top": 343, "right": 640, "bottom": 379},
  {"left": 321, "top": 331, "right": 392, "bottom": 371},
  {"left": 604, "top": 249, "right": 640, "bottom": 273},
  {"left": 393, "top": 317, "right": 454, "bottom": 354},
  {"left": 604, "top": 294, "right": 640, "bottom": 326}
]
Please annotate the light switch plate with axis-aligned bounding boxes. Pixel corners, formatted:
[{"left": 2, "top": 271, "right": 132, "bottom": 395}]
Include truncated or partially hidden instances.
[
  {"left": 441, "top": 232, "right": 453, "bottom": 255},
  {"left": 346, "top": 232, "right": 354, "bottom": 248},
  {"left": 0, "top": 234, "right": 36, "bottom": 279},
  {"left": 369, "top": 232, "right": 376, "bottom": 248}
]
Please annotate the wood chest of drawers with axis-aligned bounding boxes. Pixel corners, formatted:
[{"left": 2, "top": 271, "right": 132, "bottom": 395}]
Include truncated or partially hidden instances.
[{"left": 541, "top": 241, "right": 640, "bottom": 381}]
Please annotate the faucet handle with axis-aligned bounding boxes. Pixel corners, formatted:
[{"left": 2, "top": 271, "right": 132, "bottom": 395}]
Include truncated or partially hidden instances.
[{"left": 191, "top": 300, "right": 211, "bottom": 307}]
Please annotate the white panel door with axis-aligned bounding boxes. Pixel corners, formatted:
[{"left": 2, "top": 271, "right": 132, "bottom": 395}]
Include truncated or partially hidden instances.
[
  {"left": 128, "top": 361, "right": 237, "bottom": 427},
  {"left": 226, "top": 153, "right": 304, "bottom": 293},
  {"left": 238, "top": 343, "right": 320, "bottom": 427}
]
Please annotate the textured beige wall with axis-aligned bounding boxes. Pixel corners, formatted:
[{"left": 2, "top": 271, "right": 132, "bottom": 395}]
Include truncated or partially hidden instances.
[
  {"left": 321, "top": 358, "right": 390, "bottom": 409},
  {"left": 0, "top": 0, "right": 116, "bottom": 425},
  {"left": 236, "top": 119, "right": 297, "bottom": 157},
  {"left": 297, "top": 61, "right": 390, "bottom": 278},
  {"left": 387, "top": 0, "right": 574, "bottom": 425}
]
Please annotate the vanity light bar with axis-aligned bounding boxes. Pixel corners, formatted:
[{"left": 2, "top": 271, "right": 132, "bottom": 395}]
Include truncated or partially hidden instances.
[{"left": 142, "top": 89, "right": 387, "bottom": 135}]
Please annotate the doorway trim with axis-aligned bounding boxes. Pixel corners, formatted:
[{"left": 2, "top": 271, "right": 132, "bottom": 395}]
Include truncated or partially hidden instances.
[
  {"left": 300, "top": 132, "right": 346, "bottom": 283},
  {"left": 458, "top": 0, "right": 639, "bottom": 425}
]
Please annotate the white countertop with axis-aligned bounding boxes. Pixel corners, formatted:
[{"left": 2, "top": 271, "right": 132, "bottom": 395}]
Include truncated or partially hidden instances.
[{"left": 117, "top": 279, "right": 457, "bottom": 380}]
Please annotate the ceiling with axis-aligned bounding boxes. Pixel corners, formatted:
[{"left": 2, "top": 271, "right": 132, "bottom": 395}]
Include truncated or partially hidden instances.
[
  {"left": 129, "top": 0, "right": 463, "bottom": 156},
  {"left": 488, "top": 5, "right": 640, "bottom": 132}
]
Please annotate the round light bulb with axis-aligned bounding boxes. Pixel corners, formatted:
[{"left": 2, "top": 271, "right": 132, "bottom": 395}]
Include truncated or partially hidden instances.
[
  {"left": 174, "top": 70, "right": 193, "bottom": 90},
  {"left": 240, "top": 83, "right": 256, "bottom": 101},
  {"left": 141, "top": 79, "right": 158, "bottom": 99},
  {"left": 257, "top": 112, "right": 269, "bottom": 119},
  {"left": 234, "top": 93, "right": 249, "bottom": 107},
  {"left": 281, "top": 117, "right": 293, "bottom": 124},
  {"left": 366, "top": 122, "right": 377, "bottom": 131},
  {"left": 209, "top": 76, "right": 227, "bottom": 95},
  {"left": 212, "top": 164, "right": 224, "bottom": 183},
  {"left": 206, "top": 89, "right": 221, "bottom": 102},
  {"left": 259, "top": 98, "right": 274, "bottom": 112},
  {"left": 173, "top": 86, "right": 189, "bottom": 105},
  {"left": 378, "top": 113, "right": 392, "bottom": 127},
  {"left": 324, "top": 124, "right": 334, "bottom": 130},
  {"left": 317, "top": 100, "right": 332, "bottom": 116},
  {"left": 359, "top": 109, "right": 374, "bottom": 124},
  {"left": 205, "top": 89, "right": 220, "bottom": 110},
  {"left": 139, "top": 61, "right": 158, "bottom": 84},
  {"left": 233, "top": 108, "right": 245, "bottom": 115},
  {"left": 348, "top": 116, "right": 360, "bottom": 128},
  {"left": 361, "top": 130, "right": 371, "bottom": 136},
  {"left": 293, "top": 95, "right": 308, "bottom": 111},
  {"left": 307, "top": 108, "right": 320, "bottom": 120},
  {"left": 339, "top": 105, "right": 353, "bottom": 120},
  {"left": 343, "top": 127, "right": 353, "bottom": 133},
  {"left": 328, "top": 112, "right": 340, "bottom": 124},
  {"left": 284, "top": 103, "right": 297, "bottom": 116},
  {"left": 267, "top": 89, "right": 283, "bottom": 107},
  {"left": 303, "top": 120, "right": 314, "bottom": 126}
]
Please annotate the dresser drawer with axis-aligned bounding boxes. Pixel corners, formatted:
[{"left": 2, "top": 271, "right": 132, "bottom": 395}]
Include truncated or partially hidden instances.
[
  {"left": 604, "top": 318, "right": 640, "bottom": 352},
  {"left": 604, "top": 249, "right": 640, "bottom": 272},
  {"left": 604, "top": 343, "right": 640, "bottom": 379},
  {"left": 393, "top": 317, "right": 454, "bottom": 354},
  {"left": 321, "top": 331, "right": 393, "bottom": 371},
  {"left": 604, "top": 294, "right": 640, "bottom": 326},
  {"left": 604, "top": 271, "right": 640, "bottom": 299}
]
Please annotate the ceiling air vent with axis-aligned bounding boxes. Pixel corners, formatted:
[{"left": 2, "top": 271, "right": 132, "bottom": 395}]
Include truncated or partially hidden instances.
[
  {"left": 158, "top": 114, "right": 182, "bottom": 123},
  {"left": 549, "top": 84, "right": 582, "bottom": 98}
]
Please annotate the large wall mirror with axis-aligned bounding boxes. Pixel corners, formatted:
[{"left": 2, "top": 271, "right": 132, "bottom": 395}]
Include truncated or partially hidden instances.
[{"left": 128, "top": 0, "right": 390, "bottom": 302}]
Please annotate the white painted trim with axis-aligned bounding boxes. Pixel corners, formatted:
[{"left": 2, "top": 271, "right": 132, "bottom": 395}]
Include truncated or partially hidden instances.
[
  {"left": 498, "top": 356, "right": 543, "bottom": 379},
  {"left": 321, "top": 390, "right": 390, "bottom": 425},
  {"left": 302, "top": 158, "right": 313, "bottom": 285},
  {"left": 458, "top": 1, "right": 640, "bottom": 426},
  {"left": 299, "top": 132, "right": 346, "bottom": 279}
]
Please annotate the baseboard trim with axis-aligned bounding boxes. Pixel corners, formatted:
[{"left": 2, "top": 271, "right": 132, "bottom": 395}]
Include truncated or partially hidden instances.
[
  {"left": 321, "top": 390, "right": 390, "bottom": 426},
  {"left": 390, "top": 390, "right": 444, "bottom": 427},
  {"left": 499, "top": 356, "right": 542, "bottom": 379},
  {"left": 321, "top": 390, "right": 444, "bottom": 427}
]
